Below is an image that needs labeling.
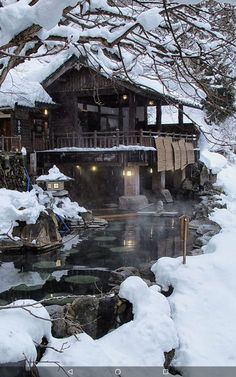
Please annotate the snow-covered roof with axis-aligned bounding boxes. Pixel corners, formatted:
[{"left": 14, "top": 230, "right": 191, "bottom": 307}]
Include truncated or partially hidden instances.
[
  {"left": 36, "top": 165, "right": 73, "bottom": 182},
  {"left": 0, "top": 50, "right": 73, "bottom": 109},
  {"left": 0, "top": 48, "right": 202, "bottom": 110}
]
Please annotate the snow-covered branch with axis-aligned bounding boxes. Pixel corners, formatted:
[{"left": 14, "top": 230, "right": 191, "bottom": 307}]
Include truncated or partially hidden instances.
[{"left": 0, "top": 0, "right": 235, "bottom": 128}]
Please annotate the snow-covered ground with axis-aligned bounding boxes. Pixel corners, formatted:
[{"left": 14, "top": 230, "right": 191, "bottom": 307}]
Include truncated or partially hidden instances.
[
  {"left": 0, "top": 299, "right": 51, "bottom": 364},
  {"left": 152, "top": 152, "right": 236, "bottom": 369},
  {"left": 38, "top": 277, "right": 178, "bottom": 371},
  {"left": 1, "top": 152, "right": 236, "bottom": 373}
]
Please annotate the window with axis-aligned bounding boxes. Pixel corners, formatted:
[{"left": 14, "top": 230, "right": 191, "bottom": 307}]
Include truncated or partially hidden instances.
[{"left": 147, "top": 106, "right": 157, "bottom": 125}]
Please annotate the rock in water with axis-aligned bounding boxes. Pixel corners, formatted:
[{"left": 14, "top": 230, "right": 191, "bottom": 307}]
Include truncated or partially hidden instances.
[
  {"left": 20, "top": 211, "right": 62, "bottom": 251},
  {"left": 109, "top": 266, "right": 140, "bottom": 285},
  {"left": 0, "top": 237, "right": 23, "bottom": 252}
]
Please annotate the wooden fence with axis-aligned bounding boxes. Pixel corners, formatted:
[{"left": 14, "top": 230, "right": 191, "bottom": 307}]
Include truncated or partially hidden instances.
[{"left": 52, "top": 129, "right": 198, "bottom": 150}]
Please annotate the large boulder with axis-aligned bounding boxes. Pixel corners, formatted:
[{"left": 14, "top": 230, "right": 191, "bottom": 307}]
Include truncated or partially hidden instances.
[
  {"left": 19, "top": 211, "right": 62, "bottom": 251},
  {"left": 47, "top": 294, "right": 119, "bottom": 339},
  {"left": 119, "top": 195, "right": 148, "bottom": 210},
  {"left": 109, "top": 266, "right": 140, "bottom": 285}
]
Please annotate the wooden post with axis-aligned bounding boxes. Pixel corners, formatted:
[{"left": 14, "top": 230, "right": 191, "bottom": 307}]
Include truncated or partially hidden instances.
[
  {"left": 180, "top": 215, "right": 189, "bottom": 264},
  {"left": 116, "top": 128, "right": 120, "bottom": 146},
  {"left": 18, "top": 135, "right": 22, "bottom": 151},
  {"left": 72, "top": 94, "right": 78, "bottom": 130},
  {"left": 119, "top": 99, "right": 123, "bottom": 130},
  {"left": 178, "top": 104, "right": 184, "bottom": 126},
  {"left": 51, "top": 130, "right": 55, "bottom": 149},
  {"left": 139, "top": 128, "right": 143, "bottom": 146},
  {"left": 32, "top": 131, "right": 35, "bottom": 151},
  {"left": 156, "top": 100, "right": 162, "bottom": 131},
  {"left": 129, "top": 92, "right": 136, "bottom": 130},
  {"left": 94, "top": 130, "right": 97, "bottom": 148},
  {"left": 144, "top": 100, "right": 147, "bottom": 130},
  {"left": 1, "top": 135, "right": 4, "bottom": 152},
  {"left": 72, "top": 131, "right": 76, "bottom": 147}
]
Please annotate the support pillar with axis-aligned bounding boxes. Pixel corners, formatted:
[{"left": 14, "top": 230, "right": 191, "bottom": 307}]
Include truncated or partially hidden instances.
[
  {"left": 152, "top": 170, "right": 166, "bottom": 192},
  {"left": 119, "top": 165, "right": 148, "bottom": 210},
  {"left": 173, "top": 168, "right": 186, "bottom": 189},
  {"left": 129, "top": 92, "right": 136, "bottom": 130},
  {"left": 123, "top": 166, "right": 140, "bottom": 196},
  {"left": 156, "top": 100, "right": 162, "bottom": 130},
  {"left": 178, "top": 104, "right": 184, "bottom": 126}
]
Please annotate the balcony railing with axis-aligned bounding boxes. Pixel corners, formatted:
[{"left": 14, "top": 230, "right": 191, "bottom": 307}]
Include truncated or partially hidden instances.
[
  {"left": 52, "top": 130, "right": 198, "bottom": 150},
  {"left": 0, "top": 136, "right": 22, "bottom": 153}
]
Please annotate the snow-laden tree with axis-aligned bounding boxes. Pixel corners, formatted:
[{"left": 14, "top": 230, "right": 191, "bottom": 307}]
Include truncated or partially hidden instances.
[{"left": 0, "top": 0, "right": 235, "bottom": 127}]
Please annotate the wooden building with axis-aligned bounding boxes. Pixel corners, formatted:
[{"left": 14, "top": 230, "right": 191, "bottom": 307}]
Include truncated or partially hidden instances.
[{"left": 0, "top": 56, "right": 200, "bottom": 206}]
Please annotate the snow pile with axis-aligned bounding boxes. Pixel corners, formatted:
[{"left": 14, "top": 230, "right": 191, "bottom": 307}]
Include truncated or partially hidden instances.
[
  {"left": 39, "top": 277, "right": 178, "bottom": 368},
  {"left": 216, "top": 164, "right": 236, "bottom": 198},
  {"left": 37, "top": 165, "right": 73, "bottom": 182},
  {"left": 0, "top": 300, "right": 51, "bottom": 364},
  {"left": 51, "top": 196, "right": 87, "bottom": 219},
  {"left": 200, "top": 149, "right": 227, "bottom": 174},
  {"left": 35, "top": 185, "right": 87, "bottom": 220},
  {"left": 152, "top": 156, "right": 236, "bottom": 368},
  {"left": 0, "top": 188, "right": 45, "bottom": 236},
  {"left": 0, "top": 178, "right": 87, "bottom": 238}
]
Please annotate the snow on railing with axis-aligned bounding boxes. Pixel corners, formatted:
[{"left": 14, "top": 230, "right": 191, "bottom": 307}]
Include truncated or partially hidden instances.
[{"left": 52, "top": 129, "right": 198, "bottom": 149}]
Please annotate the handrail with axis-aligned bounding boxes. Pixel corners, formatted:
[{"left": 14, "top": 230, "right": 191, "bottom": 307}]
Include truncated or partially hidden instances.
[
  {"left": 53, "top": 129, "right": 198, "bottom": 150},
  {"left": 0, "top": 136, "right": 22, "bottom": 152}
]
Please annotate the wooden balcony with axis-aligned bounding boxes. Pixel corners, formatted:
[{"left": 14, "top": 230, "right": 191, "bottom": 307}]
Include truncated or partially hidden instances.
[
  {"left": 51, "top": 129, "right": 198, "bottom": 150},
  {"left": 0, "top": 136, "right": 22, "bottom": 153}
]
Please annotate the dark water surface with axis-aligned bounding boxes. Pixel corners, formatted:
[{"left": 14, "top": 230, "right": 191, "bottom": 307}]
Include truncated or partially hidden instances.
[{"left": 0, "top": 200, "right": 196, "bottom": 303}]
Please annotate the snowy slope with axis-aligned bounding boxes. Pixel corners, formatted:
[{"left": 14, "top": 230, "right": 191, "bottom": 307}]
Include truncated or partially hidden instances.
[{"left": 152, "top": 155, "right": 236, "bottom": 369}]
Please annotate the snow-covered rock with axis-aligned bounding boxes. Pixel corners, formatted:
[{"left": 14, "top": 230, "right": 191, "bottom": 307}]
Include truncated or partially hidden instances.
[
  {"left": 39, "top": 277, "right": 178, "bottom": 369},
  {"left": 0, "top": 188, "right": 45, "bottom": 237},
  {"left": 0, "top": 299, "right": 51, "bottom": 365},
  {"left": 200, "top": 150, "right": 227, "bottom": 174}
]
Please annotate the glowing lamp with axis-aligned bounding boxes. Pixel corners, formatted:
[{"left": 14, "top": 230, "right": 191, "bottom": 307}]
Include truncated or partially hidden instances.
[{"left": 91, "top": 165, "right": 97, "bottom": 172}]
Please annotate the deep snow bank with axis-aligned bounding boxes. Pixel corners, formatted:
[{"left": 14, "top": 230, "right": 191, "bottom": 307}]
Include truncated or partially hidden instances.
[
  {"left": 0, "top": 300, "right": 51, "bottom": 364},
  {"left": 152, "top": 156, "right": 236, "bottom": 367},
  {"left": 39, "top": 277, "right": 178, "bottom": 369}
]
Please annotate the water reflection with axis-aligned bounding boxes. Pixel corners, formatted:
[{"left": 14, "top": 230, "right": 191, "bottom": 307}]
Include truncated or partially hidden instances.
[{"left": 0, "top": 200, "right": 197, "bottom": 302}]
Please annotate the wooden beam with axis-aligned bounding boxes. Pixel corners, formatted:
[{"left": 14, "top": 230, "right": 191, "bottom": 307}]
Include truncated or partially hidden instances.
[
  {"left": 156, "top": 100, "right": 162, "bottom": 129},
  {"left": 178, "top": 104, "right": 184, "bottom": 126},
  {"left": 72, "top": 94, "right": 78, "bottom": 130},
  {"left": 43, "top": 56, "right": 79, "bottom": 88},
  {"left": 118, "top": 97, "right": 123, "bottom": 130},
  {"left": 129, "top": 92, "right": 136, "bottom": 130}
]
